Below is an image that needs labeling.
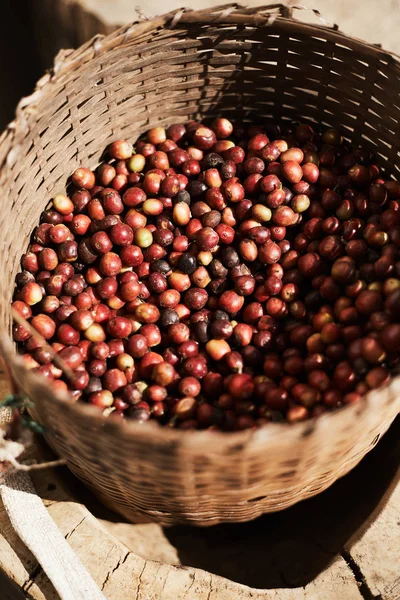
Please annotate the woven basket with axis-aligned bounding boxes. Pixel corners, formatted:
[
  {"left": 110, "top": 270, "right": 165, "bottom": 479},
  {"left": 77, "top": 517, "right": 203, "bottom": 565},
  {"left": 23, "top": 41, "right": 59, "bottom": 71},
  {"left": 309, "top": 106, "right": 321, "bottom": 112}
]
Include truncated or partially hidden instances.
[{"left": 1, "top": 4, "right": 400, "bottom": 526}]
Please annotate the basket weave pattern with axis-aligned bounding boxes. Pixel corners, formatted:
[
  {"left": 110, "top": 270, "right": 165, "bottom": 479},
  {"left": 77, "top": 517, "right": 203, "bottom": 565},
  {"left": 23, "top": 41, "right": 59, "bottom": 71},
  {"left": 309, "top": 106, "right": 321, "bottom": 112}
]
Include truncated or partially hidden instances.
[{"left": 0, "top": 4, "right": 400, "bottom": 525}]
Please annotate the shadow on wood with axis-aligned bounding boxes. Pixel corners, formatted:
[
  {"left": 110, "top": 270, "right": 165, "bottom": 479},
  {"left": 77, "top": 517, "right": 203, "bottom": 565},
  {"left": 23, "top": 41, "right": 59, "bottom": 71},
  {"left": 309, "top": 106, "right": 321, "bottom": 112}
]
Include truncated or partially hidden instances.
[
  {"left": 163, "top": 417, "right": 400, "bottom": 589},
  {"left": 0, "top": 505, "right": 60, "bottom": 599},
  {"left": 0, "top": 568, "right": 27, "bottom": 600}
]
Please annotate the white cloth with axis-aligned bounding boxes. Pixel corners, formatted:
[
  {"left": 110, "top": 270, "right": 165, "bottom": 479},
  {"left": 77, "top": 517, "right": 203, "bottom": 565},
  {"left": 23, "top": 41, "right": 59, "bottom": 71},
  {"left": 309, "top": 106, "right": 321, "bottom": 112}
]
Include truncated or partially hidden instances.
[{"left": 0, "top": 470, "right": 107, "bottom": 600}]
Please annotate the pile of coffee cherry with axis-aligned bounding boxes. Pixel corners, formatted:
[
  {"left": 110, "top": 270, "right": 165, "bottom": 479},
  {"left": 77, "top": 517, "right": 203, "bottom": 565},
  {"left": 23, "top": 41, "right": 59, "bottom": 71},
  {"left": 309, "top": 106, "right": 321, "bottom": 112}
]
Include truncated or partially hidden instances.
[{"left": 12, "top": 118, "right": 400, "bottom": 429}]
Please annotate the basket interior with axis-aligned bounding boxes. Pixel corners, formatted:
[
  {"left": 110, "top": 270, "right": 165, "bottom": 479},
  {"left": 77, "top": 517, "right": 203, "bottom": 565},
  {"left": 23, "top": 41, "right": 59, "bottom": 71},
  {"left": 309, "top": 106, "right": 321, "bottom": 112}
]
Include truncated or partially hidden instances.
[{"left": 1, "top": 14, "right": 400, "bottom": 338}]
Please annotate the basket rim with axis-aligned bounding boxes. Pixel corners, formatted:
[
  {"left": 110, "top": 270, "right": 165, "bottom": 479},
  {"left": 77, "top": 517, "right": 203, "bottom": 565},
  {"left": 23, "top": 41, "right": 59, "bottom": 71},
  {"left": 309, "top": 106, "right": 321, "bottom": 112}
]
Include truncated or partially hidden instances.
[{"left": 1, "top": 4, "right": 400, "bottom": 446}]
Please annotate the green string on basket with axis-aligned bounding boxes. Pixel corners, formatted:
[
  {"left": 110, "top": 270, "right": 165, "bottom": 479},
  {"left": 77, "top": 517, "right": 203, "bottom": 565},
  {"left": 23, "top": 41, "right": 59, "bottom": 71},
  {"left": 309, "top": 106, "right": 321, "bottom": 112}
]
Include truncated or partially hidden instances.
[{"left": 0, "top": 394, "right": 44, "bottom": 435}]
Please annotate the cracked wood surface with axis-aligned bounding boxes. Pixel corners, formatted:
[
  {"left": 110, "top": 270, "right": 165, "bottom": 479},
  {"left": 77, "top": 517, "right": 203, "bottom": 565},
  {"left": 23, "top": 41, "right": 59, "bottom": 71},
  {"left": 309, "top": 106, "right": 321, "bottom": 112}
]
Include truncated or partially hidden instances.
[
  {"left": 344, "top": 482, "right": 400, "bottom": 600},
  {"left": 0, "top": 489, "right": 363, "bottom": 600}
]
